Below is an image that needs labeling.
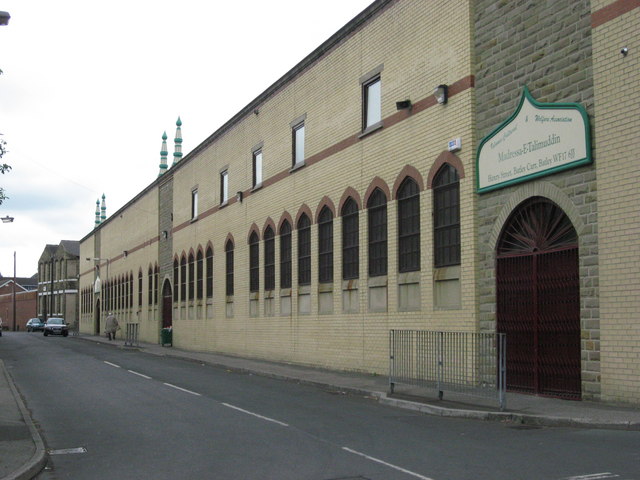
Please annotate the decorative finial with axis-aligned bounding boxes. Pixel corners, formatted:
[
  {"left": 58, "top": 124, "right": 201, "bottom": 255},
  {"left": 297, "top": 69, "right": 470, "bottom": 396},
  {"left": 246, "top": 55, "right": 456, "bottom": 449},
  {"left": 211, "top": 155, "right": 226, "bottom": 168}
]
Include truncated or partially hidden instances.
[
  {"left": 172, "top": 116, "right": 183, "bottom": 166},
  {"left": 100, "top": 194, "right": 106, "bottom": 222},
  {"left": 158, "top": 131, "right": 168, "bottom": 176},
  {"left": 95, "top": 199, "right": 100, "bottom": 227}
]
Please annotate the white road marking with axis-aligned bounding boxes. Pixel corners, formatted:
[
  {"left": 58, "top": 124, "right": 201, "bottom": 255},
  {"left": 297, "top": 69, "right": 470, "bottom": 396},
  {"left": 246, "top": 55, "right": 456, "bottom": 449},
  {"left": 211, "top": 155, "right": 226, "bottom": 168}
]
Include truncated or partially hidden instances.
[
  {"left": 222, "top": 403, "right": 289, "bottom": 427},
  {"left": 49, "top": 447, "right": 87, "bottom": 455},
  {"left": 163, "top": 382, "right": 201, "bottom": 396},
  {"left": 128, "top": 369, "right": 152, "bottom": 379},
  {"left": 104, "top": 361, "right": 121, "bottom": 368},
  {"left": 342, "top": 447, "right": 434, "bottom": 480},
  {"left": 561, "top": 475, "right": 620, "bottom": 480}
]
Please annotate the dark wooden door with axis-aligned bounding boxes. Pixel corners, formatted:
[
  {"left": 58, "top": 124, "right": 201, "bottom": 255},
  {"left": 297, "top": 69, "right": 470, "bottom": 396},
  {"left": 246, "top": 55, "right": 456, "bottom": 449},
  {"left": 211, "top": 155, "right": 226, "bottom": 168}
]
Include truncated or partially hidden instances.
[
  {"left": 162, "top": 280, "right": 172, "bottom": 329},
  {"left": 496, "top": 198, "right": 581, "bottom": 399}
]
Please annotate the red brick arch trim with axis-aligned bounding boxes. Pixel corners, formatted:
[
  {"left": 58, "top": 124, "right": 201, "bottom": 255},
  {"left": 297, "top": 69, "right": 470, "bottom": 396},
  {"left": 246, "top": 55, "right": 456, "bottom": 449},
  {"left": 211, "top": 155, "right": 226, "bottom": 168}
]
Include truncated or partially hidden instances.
[
  {"left": 262, "top": 217, "right": 276, "bottom": 238},
  {"left": 427, "top": 151, "right": 465, "bottom": 189},
  {"left": 278, "top": 212, "right": 294, "bottom": 234},
  {"left": 247, "top": 223, "right": 260, "bottom": 244},
  {"left": 224, "top": 233, "right": 235, "bottom": 248},
  {"left": 315, "top": 196, "right": 336, "bottom": 223},
  {"left": 392, "top": 165, "right": 425, "bottom": 199},
  {"left": 205, "top": 241, "right": 214, "bottom": 255},
  {"left": 364, "top": 177, "right": 391, "bottom": 206},
  {"left": 188, "top": 247, "right": 196, "bottom": 258},
  {"left": 295, "top": 204, "right": 313, "bottom": 228},
  {"left": 338, "top": 187, "right": 362, "bottom": 213}
]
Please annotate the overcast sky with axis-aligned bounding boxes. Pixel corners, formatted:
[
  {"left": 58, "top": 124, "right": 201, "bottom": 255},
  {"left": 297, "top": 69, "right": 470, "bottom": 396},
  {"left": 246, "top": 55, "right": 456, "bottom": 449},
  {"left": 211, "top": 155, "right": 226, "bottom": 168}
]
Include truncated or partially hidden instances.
[{"left": 0, "top": 0, "right": 373, "bottom": 277}]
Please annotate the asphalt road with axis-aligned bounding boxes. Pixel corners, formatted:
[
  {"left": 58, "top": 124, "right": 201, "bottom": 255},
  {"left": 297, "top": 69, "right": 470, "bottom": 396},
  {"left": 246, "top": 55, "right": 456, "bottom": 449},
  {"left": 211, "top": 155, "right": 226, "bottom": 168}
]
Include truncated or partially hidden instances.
[{"left": 2, "top": 333, "right": 639, "bottom": 480}]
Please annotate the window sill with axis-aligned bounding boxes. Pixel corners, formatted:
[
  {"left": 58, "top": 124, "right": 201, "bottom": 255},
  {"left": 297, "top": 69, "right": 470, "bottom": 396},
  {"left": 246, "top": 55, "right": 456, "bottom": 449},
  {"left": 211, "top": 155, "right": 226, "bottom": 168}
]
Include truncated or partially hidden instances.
[
  {"left": 289, "top": 161, "right": 306, "bottom": 173},
  {"left": 359, "top": 121, "right": 383, "bottom": 139}
]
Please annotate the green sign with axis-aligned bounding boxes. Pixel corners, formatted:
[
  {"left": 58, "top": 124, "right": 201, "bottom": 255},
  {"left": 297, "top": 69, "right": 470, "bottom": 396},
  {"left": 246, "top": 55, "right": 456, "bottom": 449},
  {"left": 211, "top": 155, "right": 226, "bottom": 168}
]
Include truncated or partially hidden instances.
[{"left": 476, "top": 86, "right": 591, "bottom": 193}]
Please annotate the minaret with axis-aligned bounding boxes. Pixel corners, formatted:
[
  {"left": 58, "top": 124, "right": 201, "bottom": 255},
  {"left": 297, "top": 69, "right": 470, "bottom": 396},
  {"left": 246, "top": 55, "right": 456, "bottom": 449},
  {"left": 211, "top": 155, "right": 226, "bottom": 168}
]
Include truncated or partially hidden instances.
[
  {"left": 172, "top": 117, "right": 182, "bottom": 166},
  {"left": 100, "top": 194, "right": 106, "bottom": 223},
  {"left": 94, "top": 199, "right": 101, "bottom": 227},
  {"left": 158, "top": 131, "right": 168, "bottom": 176}
]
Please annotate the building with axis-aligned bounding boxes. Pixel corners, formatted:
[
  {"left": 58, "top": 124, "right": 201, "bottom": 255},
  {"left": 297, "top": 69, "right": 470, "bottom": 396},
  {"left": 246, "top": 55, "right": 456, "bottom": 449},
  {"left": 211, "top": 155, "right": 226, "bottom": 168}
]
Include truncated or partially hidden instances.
[
  {"left": 0, "top": 274, "right": 37, "bottom": 330},
  {"left": 79, "top": 0, "right": 640, "bottom": 405},
  {"left": 38, "top": 241, "right": 80, "bottom": 326}
]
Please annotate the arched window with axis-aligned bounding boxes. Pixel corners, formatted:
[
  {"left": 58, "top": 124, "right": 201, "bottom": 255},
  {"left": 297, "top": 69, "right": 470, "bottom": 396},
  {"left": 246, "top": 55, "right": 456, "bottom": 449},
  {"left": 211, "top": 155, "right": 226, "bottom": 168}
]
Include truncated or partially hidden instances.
[
  {"left": 173, "top": 259, "right": 179, "bottom": 302},
  {"left": 154, "top": 264, "right": 159, "bottom": 304},
  {"left": 264, "top": 226, "right": 275, "bottom": 291},
  {"left": 180, "top": 255, "right": 187, "bottom": 301},
  {"left": 297, "top": 214, "right": 311, "bottom": 286},
  {"left": 280, "top": 221, "right": 292, "bottom": 289},
  {"left": 225, "top": 240, "right": 234, "bottom": 296},
  {"left": 367, "top": 188, "right": 387, "bottom": 277},
  {"left": 433, "top": 164, "right": 460, "bottom": 267},
  {"left": 206, "top": 247, "right": 213, "bottom": 298},
  {"left": 341, "top": 198, "right": 359, "bottom": 280},
  {"left": 196, "top": 250, "right": 203, "bottom": 300},
  {"left": 138, "top": 270, "right": 143, "bottom": 307},
  {"left": 318, "top": 206, "right": 333, "bottom": 283},
  {"left": 147, "top": 266, "right": 153, "bottom": 306},
  {"left": 249, "top": 231, "right": 260, "bottom": 293},
  {"left": 398, "top": 177, "right": 420, "bottom": 273},
  {"left": 188, "top": 252, "right": 195, "bottom": 301},
  {"left": 129, "top": 273, "right": 134, "bottom": 308}
]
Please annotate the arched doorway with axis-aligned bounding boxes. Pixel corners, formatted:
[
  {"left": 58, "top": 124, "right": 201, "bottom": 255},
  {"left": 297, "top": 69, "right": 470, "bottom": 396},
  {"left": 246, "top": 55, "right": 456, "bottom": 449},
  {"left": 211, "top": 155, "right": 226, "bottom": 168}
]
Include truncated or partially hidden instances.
[
  {"left": 496, "top": 197, "right": 581, "bottom": 399},
  {"left": 161, "top": 280, "right": 173, "bottom": 329},
  {"left": 94, "top": 299, "right": 101, "bottom": 335}
]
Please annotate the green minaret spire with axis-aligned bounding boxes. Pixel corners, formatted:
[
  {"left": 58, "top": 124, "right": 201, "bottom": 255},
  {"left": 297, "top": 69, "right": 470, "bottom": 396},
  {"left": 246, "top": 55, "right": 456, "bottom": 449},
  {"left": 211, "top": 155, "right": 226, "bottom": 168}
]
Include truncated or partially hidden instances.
[
  {"left": 94, "top": 199, "right": 100, "bottom": 227},
  {"left": 172, "top": 117, "right": 183, "bottom": 166},
  {"left": 100, "top": 193, "right": 106, "bottom": 222},
  {"left": 158, "top": 131, "right": 168, "bottom": 176}
]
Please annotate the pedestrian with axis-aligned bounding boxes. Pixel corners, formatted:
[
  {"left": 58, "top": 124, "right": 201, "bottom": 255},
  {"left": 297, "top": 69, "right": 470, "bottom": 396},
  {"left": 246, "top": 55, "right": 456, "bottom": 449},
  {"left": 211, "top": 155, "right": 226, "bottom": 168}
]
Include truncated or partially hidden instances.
[{"left": 105, "top": 312, "right": 120, "bottom": 341}]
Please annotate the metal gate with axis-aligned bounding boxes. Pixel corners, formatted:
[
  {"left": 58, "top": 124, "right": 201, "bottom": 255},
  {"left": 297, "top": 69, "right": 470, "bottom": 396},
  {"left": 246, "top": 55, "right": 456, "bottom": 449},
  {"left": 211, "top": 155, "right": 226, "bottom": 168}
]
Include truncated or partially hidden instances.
[{"left": 496, "top": 198, "right": 581, "bottom": 399}]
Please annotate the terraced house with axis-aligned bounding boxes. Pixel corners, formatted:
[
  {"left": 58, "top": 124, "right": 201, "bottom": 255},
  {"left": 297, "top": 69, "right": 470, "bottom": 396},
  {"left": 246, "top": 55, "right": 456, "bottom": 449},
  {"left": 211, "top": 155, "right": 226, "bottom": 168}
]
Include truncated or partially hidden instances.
[{"left": 78, "top": 0, "right": 640, "bottom": 405}]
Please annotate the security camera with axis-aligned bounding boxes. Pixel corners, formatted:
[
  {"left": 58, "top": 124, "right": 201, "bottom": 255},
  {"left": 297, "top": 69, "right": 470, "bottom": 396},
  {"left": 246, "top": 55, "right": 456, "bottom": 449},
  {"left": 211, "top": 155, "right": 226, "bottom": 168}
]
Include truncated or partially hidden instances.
[{"left": 621, "top": 47, "right": 628, "bottom": 56}]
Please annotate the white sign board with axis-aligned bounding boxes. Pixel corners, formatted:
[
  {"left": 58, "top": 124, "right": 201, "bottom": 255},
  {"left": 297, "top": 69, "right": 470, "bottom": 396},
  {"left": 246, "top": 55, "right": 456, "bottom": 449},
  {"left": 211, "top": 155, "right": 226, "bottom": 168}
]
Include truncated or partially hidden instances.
[{"left": 477, "top": 87, "right": 591, "bottom": 193}]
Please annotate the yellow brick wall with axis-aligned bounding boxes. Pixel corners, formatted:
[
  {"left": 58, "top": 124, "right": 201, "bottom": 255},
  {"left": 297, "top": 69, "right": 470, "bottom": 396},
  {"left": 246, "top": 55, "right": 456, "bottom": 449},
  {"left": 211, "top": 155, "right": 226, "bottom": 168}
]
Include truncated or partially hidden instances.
[{"left": 591, "top": 4, "right": 640, "bottom": 403}]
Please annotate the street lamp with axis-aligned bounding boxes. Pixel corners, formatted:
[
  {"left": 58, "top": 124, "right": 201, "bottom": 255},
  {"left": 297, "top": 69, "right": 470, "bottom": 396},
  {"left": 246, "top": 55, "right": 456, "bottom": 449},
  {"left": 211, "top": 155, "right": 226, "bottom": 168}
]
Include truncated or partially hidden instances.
[
  {"left": 1, "top": 215, "right": 14, "bottom": 223},
  {"left": 0, "top": 11, "right": 10, "bottom": 26}
]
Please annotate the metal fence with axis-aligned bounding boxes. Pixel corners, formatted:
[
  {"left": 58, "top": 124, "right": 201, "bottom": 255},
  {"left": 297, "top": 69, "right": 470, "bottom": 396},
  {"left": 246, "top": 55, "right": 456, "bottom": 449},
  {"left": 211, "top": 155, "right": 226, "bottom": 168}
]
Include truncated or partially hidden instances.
[
  {"left": 124, "top": 323, "right": 139, "bottom": 347},
  {"left": 389, "top": 330, "right": 506, "bottom": 410}
]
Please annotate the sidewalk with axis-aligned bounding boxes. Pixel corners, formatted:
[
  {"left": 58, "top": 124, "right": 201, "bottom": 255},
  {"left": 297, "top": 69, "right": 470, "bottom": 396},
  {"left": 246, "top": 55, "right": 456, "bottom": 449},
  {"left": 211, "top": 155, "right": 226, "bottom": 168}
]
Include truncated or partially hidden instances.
[{"left": 2, "top": 333, "right": 640, "bottom": 480}]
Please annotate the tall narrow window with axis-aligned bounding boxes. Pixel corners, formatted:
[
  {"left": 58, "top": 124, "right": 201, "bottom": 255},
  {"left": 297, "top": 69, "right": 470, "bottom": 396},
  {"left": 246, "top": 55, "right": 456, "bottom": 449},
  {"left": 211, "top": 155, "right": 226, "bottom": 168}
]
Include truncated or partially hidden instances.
[
  {"left": 297, "top": 214, "right": 311, "bottom": 285},
  {"left": 220, "top": 170, "right": 229, "bottom": 204},
  {"left": 433, "top": 164, "right": 460, "bottom": 267},
  {"left": 180, "top": 255, "right": 187, "bottom": 301},
  {"left": 138, "top": 270, "right": 143, "bottom": 307},
  {"left": 341, "top": 198, "right": 359, "bottom": 280},
  {"left": 249, "top": 232, "right": 260, "bottom": 293},
  {"left": 363, "top": 76, "right": 381, "bottom": 130},
  {"left": 318, "top": 206, "right": 333, "bottom": 283},
  {"left": 129, "top": 273, "right": 134, "bottom": 308},
  {"left": 173, "top": 259, "right": 179, "bottom": 301},
  {"left": 292, "top": 122, "right": 305, "bottom": 167},
  {"left": 398, "top": 178, "right": 421, "bottom": 272},
  {"left": 148, "top": 266, "right": 153, "bottom": 306},
  {"left": 191, "top": 189, "right": 198, "bottom": 220},
  {"left": 206, "top": 247, "right": 213, "bottom": 298},
  {"left": 264, "top": 226, "right": 275, "bottom": 291},
  {"left": 225, "top": 240, "right": 234, "bottom": 296},
  {"left": 154, "top": 265, "right": 159, "bottom": 304},
  {"left": 188, "top": 253, "right": 195, "bottom": 300},
  {"left": 367, "top": 188, "right": 388, "bottom": 277},
  {"left": 253, "top": 149, "right": 263, "bottom": 188},
  {"left": 280, "top": 220, "right": 292, "bottom": 289},
  {"left": 196, "top": 250, "right": 203, "bottom": 300}
]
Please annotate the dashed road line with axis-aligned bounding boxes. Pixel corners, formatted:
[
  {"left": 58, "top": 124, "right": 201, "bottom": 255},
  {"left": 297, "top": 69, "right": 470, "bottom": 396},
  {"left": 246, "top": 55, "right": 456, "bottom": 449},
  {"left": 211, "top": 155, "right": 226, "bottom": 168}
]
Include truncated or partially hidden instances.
[
  {"left": 128, "top": 369, "right": 152, "bottom": 379},
  {"left": 222, "top": 402, "right": 289, "bottom": 427},
  {"left": 104, "top": 361, "right": 121, "bottom": 368},
  {"left": 342, "top": 447, "right": 434, "bottom": 480},
  {"left": 163, "top": 382, "right": 201, "bottom": 396}
]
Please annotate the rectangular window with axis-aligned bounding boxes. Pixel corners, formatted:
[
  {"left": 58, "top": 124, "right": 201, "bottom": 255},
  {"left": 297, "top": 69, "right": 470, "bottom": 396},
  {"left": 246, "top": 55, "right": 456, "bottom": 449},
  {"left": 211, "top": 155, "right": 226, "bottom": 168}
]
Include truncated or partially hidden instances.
[
  {"left": 220, "top": 170, "right": 228, "bottom": 204},
  {"left": 292, "top": 122, "right": 305, "bottom": 167},
  {"left": 363, "top": 77, "right": 381, "bottom": 130},
  {"left": 191, "top": 189, "right": 198, "bottom": 219},
  {"left": 253, "top": 149, "right": 263, "bottom": 187}
]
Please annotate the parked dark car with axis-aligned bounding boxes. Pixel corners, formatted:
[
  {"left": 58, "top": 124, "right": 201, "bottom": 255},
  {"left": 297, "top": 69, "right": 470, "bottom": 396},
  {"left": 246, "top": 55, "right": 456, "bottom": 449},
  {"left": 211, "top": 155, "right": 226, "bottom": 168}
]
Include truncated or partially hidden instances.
[
  {"left": 43, "top": 318, "right": 69, "bottom": 337},
  {"left": 26, "top": 318, "right": 46, "bottom": 332}
]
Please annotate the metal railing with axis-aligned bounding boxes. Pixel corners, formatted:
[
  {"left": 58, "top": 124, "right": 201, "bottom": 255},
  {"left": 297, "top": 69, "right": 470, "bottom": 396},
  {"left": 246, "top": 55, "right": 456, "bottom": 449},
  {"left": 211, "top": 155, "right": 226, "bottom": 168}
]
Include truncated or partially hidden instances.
[
  {"left": 389, "top": 330, "right": 506, "bottom": 410},
  {"left": 124, "top": 323, "right": 139, "bottom": 347}
]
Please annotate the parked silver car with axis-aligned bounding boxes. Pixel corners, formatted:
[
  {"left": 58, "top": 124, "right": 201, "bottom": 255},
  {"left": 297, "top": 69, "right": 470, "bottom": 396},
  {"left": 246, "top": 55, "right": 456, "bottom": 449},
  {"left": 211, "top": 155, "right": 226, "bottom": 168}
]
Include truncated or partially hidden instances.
[{"left": 43, "top": 318, "right": 69, "bottom": 337}]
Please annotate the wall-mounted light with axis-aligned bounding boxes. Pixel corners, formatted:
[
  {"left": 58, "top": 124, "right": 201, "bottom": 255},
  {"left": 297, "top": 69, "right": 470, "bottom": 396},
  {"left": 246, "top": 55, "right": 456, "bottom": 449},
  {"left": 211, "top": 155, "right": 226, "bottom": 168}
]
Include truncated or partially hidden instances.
[
  {"left": 123, "top": 250, "right": 128, "bottom": 258},
  {"left": 161, "top": 230, "right": 168, "bottom": 240},
  {"left": 434, "top": 84, "right": 448, "bottom": 105},
  {"left": 395, "top": 99, "right": 412, "bottom": 111},
  {"left": 236, "top": 191, "right": 243, "bottom": 203},
  {"left": 621, "top": 47, "right": 628, "bottom": 57}
]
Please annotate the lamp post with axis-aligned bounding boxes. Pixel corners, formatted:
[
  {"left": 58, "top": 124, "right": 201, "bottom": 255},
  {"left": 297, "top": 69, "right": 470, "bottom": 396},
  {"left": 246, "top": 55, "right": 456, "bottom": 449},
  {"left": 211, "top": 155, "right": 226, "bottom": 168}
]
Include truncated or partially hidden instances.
[
  {"left": 12, "top": 251, "right": 16, "bottom": 331},
  {"left": 87, "top": 257, "right": 109, "bottom": 333}
]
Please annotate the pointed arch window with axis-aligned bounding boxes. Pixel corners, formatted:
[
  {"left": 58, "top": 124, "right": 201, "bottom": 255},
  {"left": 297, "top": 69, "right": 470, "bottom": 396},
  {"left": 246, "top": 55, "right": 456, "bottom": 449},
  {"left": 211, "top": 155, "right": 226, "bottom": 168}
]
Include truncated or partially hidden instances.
[
  {"left": 297, "top": 214, "right": 311, "bottom": 286},
  {"left": 206, "top": 247, "right": 213, "bottom": 298},
  {"left": 180, "top": 255, "right": 187, "bottom": 301},
  {"left": 280, "top": 221, "right": 292, "bottom": 289},
  {"left": 138, "top": 270, "right": 143, "bottom": 307},
  {"left": 148, "top": 266, "right": 153, "bottom": 306},
  {"left": 367, "top": 188, "right": 387, "bottom": 277},
  {"left": 433, "top": 164, "right": 460, "bottom": 267},
  {"left": 173, "top": 259, "right": 179, "bottom": 302},
  {"left": 318, "top": 207, "right": 334, "bottom": 283},
  {"left": 398, "top": 177, "right": 421, "bottom": 273},
  {"left": 264, "top": 226, "right": 275, "bottom": 291},
  {"left": 196, "top": 250, "right": 203, "bottom": 300},
  {"left": 154, "top": 264, "right": 159, "bottom": 304},
  {"left": 342, "top": 198, "right": 359, "bottom": 280},
  {"left": 225, "top": 240, "right": 234, "bottom": 296},
  {"left": 249, "top": 231, "right": 260, "bottom": 293}
]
